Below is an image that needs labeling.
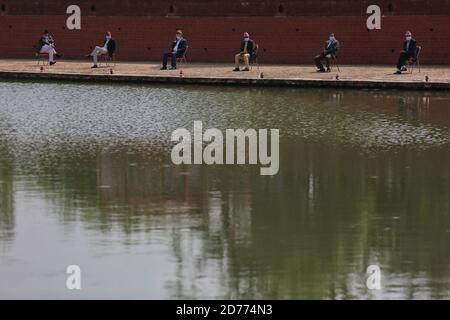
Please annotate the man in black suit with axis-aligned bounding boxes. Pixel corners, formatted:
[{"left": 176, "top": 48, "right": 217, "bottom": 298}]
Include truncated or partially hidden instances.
[
  {"left": 314, "top": 33, "right": 340, "bottom": 72},
  {"left": 395, "top": 31, "right": 418, "bottom": 74},
  {"left": 161, "top": 29, "right": 188, "bottom": 70},
  {"left": 87, "top": 31, "right": 116, "bottom": 68},
  {"left": 233, "top": 32, "right": 255, "bottom": 71}
]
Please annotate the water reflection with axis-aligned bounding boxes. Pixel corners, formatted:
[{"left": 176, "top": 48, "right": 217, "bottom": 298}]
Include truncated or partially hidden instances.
[{"left": 0, "top": 82, "right": 449, "bottom": 299}]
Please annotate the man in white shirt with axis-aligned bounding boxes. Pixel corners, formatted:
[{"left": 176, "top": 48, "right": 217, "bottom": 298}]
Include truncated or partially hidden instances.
[{"left": 87, "top": 31, "right": 116, "bottom": 68}]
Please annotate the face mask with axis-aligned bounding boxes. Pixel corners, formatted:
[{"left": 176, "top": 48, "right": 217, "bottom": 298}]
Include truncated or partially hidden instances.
[
  {"left": 244, "top": 37, "right": 249, "bottom": 41},
  {"left": 329, "top": 37, "right": 335, "bottom": 41},
  {"left": 406, "top": 36, "right": 412, "bottom": 41},
  {"left": 106, "top": 36, "right": 111, "bottom": 40},
  {"left": 176, "top": 35, "right": 181, "bottom": 40}
]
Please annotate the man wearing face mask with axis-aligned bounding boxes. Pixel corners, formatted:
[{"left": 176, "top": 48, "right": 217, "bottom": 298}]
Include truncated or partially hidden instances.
[
  {"left": 87, "top": 31, "right": 116, "bottom": 68},
  {"left": 395, "top": 31, "right": 417, "bottom": 74},
  {"left": 233, "top": 32, "right": 255, "bottom": 71},
  {"left": 314, "top": 33, "right": 340, "bottom": 72},
  {"left": 161, "top": 29, "right": 188, "bottom": 70}
]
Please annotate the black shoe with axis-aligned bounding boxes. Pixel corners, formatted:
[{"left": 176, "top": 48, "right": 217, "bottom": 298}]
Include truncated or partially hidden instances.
[
  {"left": 394, "top": 70, "right": 402, "bottom": 75},
  {"left": 232, "top": 68, "right": 240, "bottom": 72},
  {"left": 317, "top": 69, "right": 326, "bottom": 73},
  {"left": 242, "top": 68, "right": 250, "bottom": 72},
  {"left": 326, "top": 68, "right": 331, "bottom": 72},
  {"left": 401, "top": 66, "right": 407, "bottom": 72},
  {"left": 85, "top": 54, "right": 92, "bottom": 59},
  {"left": 91, "top": 65, "right": 98, "bottom": 69},
  {"left": 160, "top": 67, "right": 167, "bottom": 70},
  {"left": 49, "top": 61, "right": 56, "bottom": 66},
  {"left": 169, "top": 66, "right": 177, "bottom": 70}
]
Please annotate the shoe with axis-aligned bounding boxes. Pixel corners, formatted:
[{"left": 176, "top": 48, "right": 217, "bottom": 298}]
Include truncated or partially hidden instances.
[
  {"left": 169, "top": 66, "right": 177, "bottom": 70},
  {"left": 85, "top": 54, "right": 92, "bottom": 59},
  {"left": 232, "top": 68, "right": 240, "bottom": 72},
  {"left": 394, "top": 70, "right": 402, "bottom": 75},
  {"left": 326, "top": 68, "right": 331, "bottom": 72},
  {"left": 242, "top": 68, "right": 250, "bottom": 72},
  {"left": 160, "top": 67, "right": 167, "bottom": 70},
  {"left": 49, "top": 61, "right": 56, "bottom": 66},
  {"left": 317, "top": 69, "right": 326, "bottom": 73},
  {"left": 401, "top": 66, "right": 407, "bottom": 72},
  {"left": 91, "top": 65, "right": 98, "bottom": 69}
]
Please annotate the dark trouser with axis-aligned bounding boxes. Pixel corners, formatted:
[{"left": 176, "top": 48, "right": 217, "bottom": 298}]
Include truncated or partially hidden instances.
[
  {"left": 397, "top": 51, "right": 413, "bottom": 70},
  {"left": 314, "top": 53, "right": 331, "bottom": 70},
  {"left": 162, "top": 51, "right": 183, "bottom": 68}
]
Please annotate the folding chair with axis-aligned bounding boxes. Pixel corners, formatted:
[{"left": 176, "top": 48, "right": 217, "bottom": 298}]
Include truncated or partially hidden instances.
[
  {"left": 36, "top": 52, "right": 49, "bottom": 66},
  {"left": 407, "top": 46, "right": 421, "bottom": 74},
  {"left": 326, "top": 54, "right": 340, "bottom": 72},
  {"left": 99, "top": 52, "right": 116, "bottom": 67},
  {"left": 176, "top": 46, "right": 188, "bottom": 67},
  {"left": 250, "top": 44, "right": 260, "bottom": 71}
]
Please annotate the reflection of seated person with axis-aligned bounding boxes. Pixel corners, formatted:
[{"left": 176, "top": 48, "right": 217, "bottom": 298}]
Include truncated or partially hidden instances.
[
  {"left": 37, "top": 30, "right": 60, "bottom": 66},
  {"left": 233, "top": 32, "right": 255, "bottom": 72},
  {"left": 395, "top": 31, "right": 417, "bottom": 74},
  {"left": 160, "top": 29, "right": 187, "bottom": 70},
  {"left": 314, "top": 33, "right": 340, "bottom": 72},
  {"left": 86, "top": 31, "right": 116, "bottom": 69}
]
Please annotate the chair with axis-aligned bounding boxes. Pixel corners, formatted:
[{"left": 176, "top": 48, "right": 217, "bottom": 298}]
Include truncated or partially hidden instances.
[
  {"left": 326, "top": 54, "right": 340, "bottom": 72},
  {"left": 99, "top": 52, "right": 116, "bottom": 67},
  {"left": 250, "top": 44, "right": 259, "bottom": 71},
  {"left": 407, "top": 46, "right": 421, "bottom": 74},
  {"left": 176, "top": 46, "right": 188, "bottom": 67},
  {"left": 36, "top": 52, "right": 49, "bottom": 66}
]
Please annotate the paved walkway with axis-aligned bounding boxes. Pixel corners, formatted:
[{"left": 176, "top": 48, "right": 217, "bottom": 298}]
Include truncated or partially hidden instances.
[{"left": 0, "top": 59, "right": 449, "bottom": 89}]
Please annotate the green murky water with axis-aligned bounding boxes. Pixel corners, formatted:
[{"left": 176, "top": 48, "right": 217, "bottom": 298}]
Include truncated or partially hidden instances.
[{"left": 0, "top": 82, "right": 449, "bottom": 299}]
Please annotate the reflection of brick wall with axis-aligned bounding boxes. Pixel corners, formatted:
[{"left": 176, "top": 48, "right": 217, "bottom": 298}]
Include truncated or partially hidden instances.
[{"left": 0, "top": 15, "right": 448, "bottom": 64}]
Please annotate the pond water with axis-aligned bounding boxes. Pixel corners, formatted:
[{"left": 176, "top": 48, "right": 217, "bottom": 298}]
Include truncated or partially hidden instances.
[{"left": 0, "top": 81, "right": 449, "bottom": 299}]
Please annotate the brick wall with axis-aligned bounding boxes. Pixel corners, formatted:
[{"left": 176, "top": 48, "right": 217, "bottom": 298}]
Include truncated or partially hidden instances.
[{"left": 0, "top": 15, "right": 448, "bottom": 64}]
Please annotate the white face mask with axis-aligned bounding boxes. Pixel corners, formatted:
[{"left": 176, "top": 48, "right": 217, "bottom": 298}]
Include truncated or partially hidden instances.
[
  {"left": 329, "top": 36, "right": 335, "bottom": 41},
  {"left": 176, "top": 35, "right": 182, "bottom": 40},
  {"left": 106, "top": 36, "right": 111, "bottom": 40},
  {"left": 244, "top": 37, "right": 249, "bottom": 41},
  {"left": 406, "top": 36, "right": 412, "bottom": 41}
]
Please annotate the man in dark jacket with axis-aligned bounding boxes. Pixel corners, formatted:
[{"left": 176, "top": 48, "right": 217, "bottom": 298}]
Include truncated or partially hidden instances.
[
  {"left": 395, "top": 31, "right": 418, "bottom": 74},
  {"left": 87, "top": 31, "right": 116, "bottom": 68},
  {"left": 233, "top": 32, "right": 255, "bottom": 71},
  {"left": 161, "top": 29, "right": 188, "bottom": 70},
  {"left": 37, "top": 30, "right": 59, "bottom": 65},
  {"left": 314, "top": 33, "right": 340, "bottom": 72}
]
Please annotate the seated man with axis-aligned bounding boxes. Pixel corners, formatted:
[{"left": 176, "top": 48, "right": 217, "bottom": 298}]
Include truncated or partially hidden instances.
[
  {"left": 314, "top": 33, "right": 340, "bottom": 72},
  {"left": 87, "top": 31, "right": 116, "bottom": 68},
  {"left": 37, "top": 30, "right": 60, "bottom": 66},
  {"left": 161, "top": 29, "right": 187, "bottom": 70},
  {"left": 233, "top": 32, "right": 255, "bottom": 72},
  {"left": 395, "top": 31, "right": 417, "bottom": 74}
]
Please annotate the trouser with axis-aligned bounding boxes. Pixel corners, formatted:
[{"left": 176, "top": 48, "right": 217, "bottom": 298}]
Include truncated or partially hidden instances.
[
  {"left": 314, "top": 53, "right": 331, "bottom": 70},
  {"left": 162, "top": 51, "right": 183, "bottom": 68},
  {"left": 91, "top": 46, "right": 108, "bottom": 65},
  {"left": 40, "top": 44, "right": 56, "bottom": 62},
  {"left": 397, "top": 51, "right": 413, "bottom": 70},
  {"left": 235, "top": 53, "right": 250, "bottom": 69}
]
